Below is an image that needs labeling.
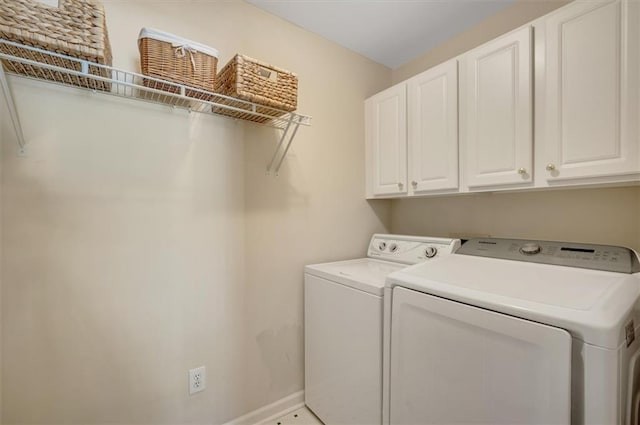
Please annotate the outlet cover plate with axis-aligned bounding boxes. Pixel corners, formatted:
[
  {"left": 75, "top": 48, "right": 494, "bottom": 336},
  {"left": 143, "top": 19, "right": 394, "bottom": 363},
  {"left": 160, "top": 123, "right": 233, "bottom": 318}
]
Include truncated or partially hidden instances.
[{"left": 189, "top": 366, "right": 206, "bottom": 395}]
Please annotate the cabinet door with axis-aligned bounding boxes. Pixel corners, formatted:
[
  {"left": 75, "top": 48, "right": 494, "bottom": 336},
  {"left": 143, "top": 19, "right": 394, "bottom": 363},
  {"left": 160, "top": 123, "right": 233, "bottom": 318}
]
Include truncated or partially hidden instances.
[
  {"left": 408, "top": 60, "right": 459, "bottom": 194},
  {"left": 365, "top": 84, "right": 407, "bottom": 197},
  {"left": 462, "top": 26, "right": 533, "bottom": 189},
  {"left": 539, "top": 0, "right": 639, "bottom": 182}
]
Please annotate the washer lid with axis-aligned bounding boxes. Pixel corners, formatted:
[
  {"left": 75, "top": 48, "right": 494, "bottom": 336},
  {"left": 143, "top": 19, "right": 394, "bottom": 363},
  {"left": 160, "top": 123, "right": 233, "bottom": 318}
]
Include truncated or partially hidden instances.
[
  {"left": 387, "top": 255, "right": 640, "bottom": 349},
  {"left": 306, "top": 258, "right": 405, "bottom": 296}
]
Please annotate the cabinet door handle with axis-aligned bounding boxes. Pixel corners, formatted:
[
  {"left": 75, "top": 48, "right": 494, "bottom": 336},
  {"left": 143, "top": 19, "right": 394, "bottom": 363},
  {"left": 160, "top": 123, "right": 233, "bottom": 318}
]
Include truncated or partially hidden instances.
[
  {"left": 397, "top": 182, "right": 404, "bottom": 189},
  {"left": 518, "top": 168, "right": 527, "bottom": 175},
  {"left": 411, "top": 181, "right": 418, "bottom": 187},
  {"left": 546, "top": 163, "right": 556, "bottom": 171}
]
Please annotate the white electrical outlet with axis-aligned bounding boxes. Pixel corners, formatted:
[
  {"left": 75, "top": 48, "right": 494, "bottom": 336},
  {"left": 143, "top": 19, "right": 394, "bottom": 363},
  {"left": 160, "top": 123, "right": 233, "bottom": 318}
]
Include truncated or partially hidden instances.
[{"left": 189, "top": 366, "right": 206, "bottom": 395}]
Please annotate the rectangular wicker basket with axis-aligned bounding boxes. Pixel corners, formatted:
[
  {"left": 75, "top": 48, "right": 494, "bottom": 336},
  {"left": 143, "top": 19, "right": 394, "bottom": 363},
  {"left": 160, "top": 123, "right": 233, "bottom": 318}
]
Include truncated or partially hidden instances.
[
  {"left": 138, "top": 28, "right": 218, "bottom": 101},
  {"left": 213, "top": 54, "right": 298, "bottom": 123},
  {"left": 0, "top": 0, "right": 112, "bottom": 91}
]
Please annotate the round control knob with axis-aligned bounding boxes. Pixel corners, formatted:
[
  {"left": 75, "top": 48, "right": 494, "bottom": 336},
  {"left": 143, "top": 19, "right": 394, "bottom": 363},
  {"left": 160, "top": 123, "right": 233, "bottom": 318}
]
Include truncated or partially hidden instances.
[
  {"left": 378, "top": 241, "right": 387, "bottom": 251},
  {"left": 424, "top": 246, "right": 438, "bottom": 258},
  {"left": 389, "top": 243, "right": 398, "bottom": 253},
  {"left": 520, "top": 243, "right": 541, "bottom": 255}
]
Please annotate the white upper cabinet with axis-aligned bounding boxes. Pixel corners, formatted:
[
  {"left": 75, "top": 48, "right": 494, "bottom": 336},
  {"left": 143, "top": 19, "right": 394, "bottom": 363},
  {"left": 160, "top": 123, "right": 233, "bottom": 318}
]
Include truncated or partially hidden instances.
[
  {"left": 364, "top": 0, "right": 640, "bottom": 199},
  {"left": 408, "top": 60, "right": 459, "bottom": 193},
  {"left": 365, "top": 84, "right": 407, "bottom": 197},
  {"left": 461, "top": 26, "right": 533, "bottom": 189},
  {"left": 537, "top": 0, "right": 639, "bottom": 183}
]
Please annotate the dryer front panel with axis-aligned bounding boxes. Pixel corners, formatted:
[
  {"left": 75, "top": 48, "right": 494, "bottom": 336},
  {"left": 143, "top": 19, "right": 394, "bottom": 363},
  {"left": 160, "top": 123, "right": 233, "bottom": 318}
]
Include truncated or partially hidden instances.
[{"left": 389, "top": 286, "right": 571, "bottom": 425}]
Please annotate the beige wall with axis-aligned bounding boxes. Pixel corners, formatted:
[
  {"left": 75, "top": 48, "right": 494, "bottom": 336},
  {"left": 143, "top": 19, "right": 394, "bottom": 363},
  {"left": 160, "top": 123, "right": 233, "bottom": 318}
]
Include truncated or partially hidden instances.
[
  {"left": 391, "top": 187, "right": 640, "bottom": 252},
  {"left": 0, "top": 1, "right": 390, "bottom": 424}
]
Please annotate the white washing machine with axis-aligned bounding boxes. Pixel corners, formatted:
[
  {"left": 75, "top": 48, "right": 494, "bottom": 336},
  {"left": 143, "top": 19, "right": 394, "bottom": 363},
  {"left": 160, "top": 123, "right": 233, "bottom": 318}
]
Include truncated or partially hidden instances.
[
  {"left": 383, "top": 238, "right": 640, "bottom": 425},
  {"left": 305, "top": 234, "right": 460, "bottom": 425}
]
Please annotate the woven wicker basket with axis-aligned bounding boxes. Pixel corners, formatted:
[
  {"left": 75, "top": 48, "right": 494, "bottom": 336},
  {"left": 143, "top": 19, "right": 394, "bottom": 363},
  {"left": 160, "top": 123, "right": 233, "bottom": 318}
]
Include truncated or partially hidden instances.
[
  {"left": 213, "top": 54, "right": 298, "bottom": 123},
  {"left": 0, "top": 0, "right": 112, "bottom": 91},
  {"left": 138, "top": 28, "right": 218, "bottom": 101}
]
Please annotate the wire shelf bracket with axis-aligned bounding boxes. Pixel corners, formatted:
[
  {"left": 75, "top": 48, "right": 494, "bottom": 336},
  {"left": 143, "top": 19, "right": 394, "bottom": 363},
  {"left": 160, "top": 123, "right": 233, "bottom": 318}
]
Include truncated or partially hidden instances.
[
  {"left": 0, "top": 38, "right": 311, "bottom": 170},
  {"left": 267, "top": 118, "right": 302, "bottom": 175},
  {"left": 0, "top": 61, "right": 26, "bottom": 156}
]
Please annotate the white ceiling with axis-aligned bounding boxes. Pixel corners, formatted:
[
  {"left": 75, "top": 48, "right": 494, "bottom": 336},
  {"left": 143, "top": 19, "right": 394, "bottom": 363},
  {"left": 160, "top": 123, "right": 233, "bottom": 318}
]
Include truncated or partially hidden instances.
[{"left": 246, "top": 0, "right": 516, "bottom": 69}]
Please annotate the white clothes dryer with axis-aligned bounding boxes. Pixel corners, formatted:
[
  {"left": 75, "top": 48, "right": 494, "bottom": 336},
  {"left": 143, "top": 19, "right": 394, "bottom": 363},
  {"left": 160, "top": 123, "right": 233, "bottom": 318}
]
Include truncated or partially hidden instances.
[
  {"left": 383, "top": 238, "right": 640, "bottom": 425},
  {"left": 305, "top": 234, "right": 460, "bottom": 425}
]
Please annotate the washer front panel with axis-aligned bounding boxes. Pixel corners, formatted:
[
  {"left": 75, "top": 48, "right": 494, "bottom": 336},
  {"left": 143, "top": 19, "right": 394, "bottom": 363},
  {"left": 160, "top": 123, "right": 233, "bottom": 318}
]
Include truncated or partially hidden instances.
[{"left": 305, "top": 274, "right": 382, "bottom": 425}]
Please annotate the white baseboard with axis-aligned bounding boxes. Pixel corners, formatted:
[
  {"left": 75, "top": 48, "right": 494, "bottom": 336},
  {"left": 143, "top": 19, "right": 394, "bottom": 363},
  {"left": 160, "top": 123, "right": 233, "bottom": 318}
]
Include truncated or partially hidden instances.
[{"left": 222, "top": 390, "right": 305, "bottom": 425}]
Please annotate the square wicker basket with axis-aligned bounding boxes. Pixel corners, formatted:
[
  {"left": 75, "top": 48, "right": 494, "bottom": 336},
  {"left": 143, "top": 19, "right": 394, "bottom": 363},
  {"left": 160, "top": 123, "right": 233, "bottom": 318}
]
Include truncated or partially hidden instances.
[
  {"left": 0, "top": 0, "right": 112, "bottom": 91},
  {"left": 138, "top": 28, "right": 218, "bottom": 101},
  {"left": 213, "top": 54, "right": 298, "bottom": 123}
]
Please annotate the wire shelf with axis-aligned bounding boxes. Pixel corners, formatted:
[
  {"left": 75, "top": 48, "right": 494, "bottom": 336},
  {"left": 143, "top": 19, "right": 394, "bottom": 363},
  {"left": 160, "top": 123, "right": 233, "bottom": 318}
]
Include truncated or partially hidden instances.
[{"left": 0, "top": 38, "right": 311, "bottom": 173}]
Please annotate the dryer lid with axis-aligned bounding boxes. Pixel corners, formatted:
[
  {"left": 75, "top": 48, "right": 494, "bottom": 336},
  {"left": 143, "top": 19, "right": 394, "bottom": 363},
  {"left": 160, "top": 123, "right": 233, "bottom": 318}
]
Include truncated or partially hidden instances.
[{"left": 387, "top": 254, "right": 640, "bottom": 349}]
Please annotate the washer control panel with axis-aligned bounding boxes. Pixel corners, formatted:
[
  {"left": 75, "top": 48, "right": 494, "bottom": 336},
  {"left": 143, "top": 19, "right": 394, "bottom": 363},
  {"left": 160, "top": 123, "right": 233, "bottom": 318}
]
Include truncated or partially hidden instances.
[
  {"left": 368, "top": 234, "right": 461, "bottom": 265},
  {"left": 457, "top": 238, "right": 640, "bottom": 273}
]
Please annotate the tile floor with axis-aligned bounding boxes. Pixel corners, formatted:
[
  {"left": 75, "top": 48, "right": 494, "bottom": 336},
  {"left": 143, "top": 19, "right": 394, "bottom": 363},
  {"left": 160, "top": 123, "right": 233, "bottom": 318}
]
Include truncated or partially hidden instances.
[{"left": 266, "top": 406, "right": 324, "bottom": 425}]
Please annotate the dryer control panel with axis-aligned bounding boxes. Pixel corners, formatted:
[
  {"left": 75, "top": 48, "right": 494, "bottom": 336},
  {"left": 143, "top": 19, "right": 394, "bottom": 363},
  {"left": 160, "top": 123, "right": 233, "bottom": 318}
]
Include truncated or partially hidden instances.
[
  {"left": 367, "top": 234, "right": 461, "bottom": 265},
  {"left": 458, "top": 238, "right": 640, "bottom": 273}
]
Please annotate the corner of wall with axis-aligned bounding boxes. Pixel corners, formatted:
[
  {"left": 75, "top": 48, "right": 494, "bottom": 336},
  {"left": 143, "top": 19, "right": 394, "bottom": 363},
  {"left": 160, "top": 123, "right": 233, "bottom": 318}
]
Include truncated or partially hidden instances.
[
  {"left": 0, "top": 73, "right": 6, "bottom": 425},
  {"left": 637, "top": 187, "right": 640, "bottom": 253}
]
